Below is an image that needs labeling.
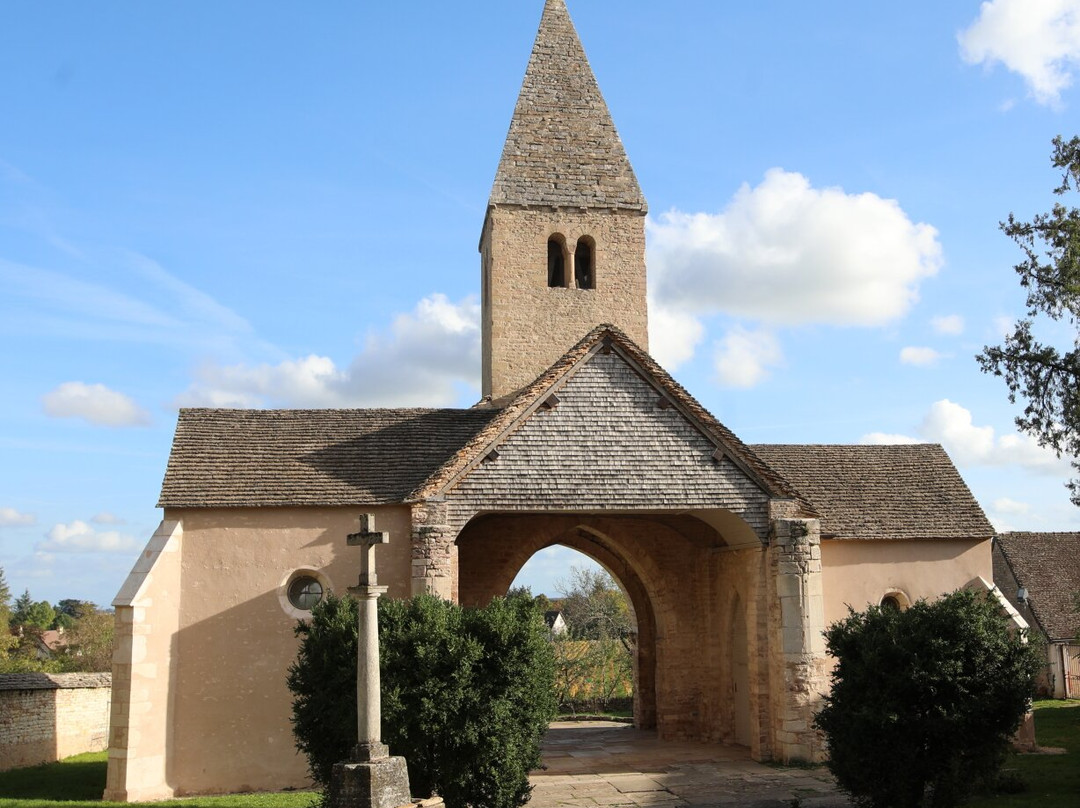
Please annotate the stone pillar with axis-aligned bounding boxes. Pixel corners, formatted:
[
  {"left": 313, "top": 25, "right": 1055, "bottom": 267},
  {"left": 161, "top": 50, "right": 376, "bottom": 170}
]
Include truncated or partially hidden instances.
[
  {"left": 410, "top": 502, "right": 456, "bottom": 601},
  {"left": 767, "top": 517, "right": 828, "bottom": 763},
  {"left": 326, "top": 514, "right": 413, "bottom": 808}
]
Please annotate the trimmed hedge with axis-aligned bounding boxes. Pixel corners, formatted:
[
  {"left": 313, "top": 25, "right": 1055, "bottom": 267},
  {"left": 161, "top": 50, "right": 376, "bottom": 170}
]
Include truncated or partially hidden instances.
[
  {"left": 288, "top": 592, "right": 556, "bottom": 808},
  {"left": 814, "top": 588, "right": 1041, "bottom": 808}
]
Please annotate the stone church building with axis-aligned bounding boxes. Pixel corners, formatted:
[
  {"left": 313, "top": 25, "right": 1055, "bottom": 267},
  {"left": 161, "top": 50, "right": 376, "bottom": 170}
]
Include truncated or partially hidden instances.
[{"left": 104, "top": 0, "right": 996, "bottom": 800}]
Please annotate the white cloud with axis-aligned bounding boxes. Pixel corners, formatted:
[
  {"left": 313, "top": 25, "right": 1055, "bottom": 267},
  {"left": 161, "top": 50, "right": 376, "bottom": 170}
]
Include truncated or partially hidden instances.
[
  {"left": 713, "top": 326, "right": 783, "bottom": 388},
  {"left": 42, "top": 381, "right": 151, "bottom": 427},
  {"left": 959, "top": 0, "right": 1080, "bottom": 105},
  {"left": 648, "top": 169, "right": 943, "bottom": 327},
  {"left": 993, "top": 497, "right": 1031, "bottom": 515},
  {"left": 987, "top": 497, "right": 1034, "bottom": 532},
  {"left": 860, "top": 432, "right": 924, "bottom": 445},
  {"left": 175, "top": 294, "right": 481, "bottom": 408},
  {"left": 899, "top": 346, "right": 942, "bottom": 366},
  {"left": 0, "top": 507, "right": 36, "bottom": 527},
  {"left": 931, "top": 314, "right": 965, "bottom": 335},
  {"left": 647, "top": 300, "right": 704, "bottom": 370},
  {"left": 861, "top": 401, "right": 1071, "bottom": 474},
  {"left": 91, "top": 512, "right": 124, "bottom": 525},
  {"left": 919, "top": 399, "right": 1068, "bottom": 472},
  {"left": 37, "top": 520, "right": 139, "bottom": 553}
]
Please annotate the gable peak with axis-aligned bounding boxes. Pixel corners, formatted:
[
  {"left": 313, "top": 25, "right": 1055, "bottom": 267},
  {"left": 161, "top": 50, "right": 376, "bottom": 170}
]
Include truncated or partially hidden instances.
[{"left": 489, "top": 0, "right": 647, "bottom": 212}]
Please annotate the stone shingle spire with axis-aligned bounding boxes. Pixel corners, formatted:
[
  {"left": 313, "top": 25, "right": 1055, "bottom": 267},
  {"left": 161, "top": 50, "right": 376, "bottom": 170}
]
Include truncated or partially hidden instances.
[{"left": 490, "top": 0, "right": 646, "bottom": 212}]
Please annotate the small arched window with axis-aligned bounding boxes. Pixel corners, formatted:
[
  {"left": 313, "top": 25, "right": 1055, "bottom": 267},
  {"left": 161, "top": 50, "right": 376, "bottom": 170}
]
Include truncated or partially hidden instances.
[
  {"left": 547, "top": 236, "right": 567, "bottom": 288},
  {"left": 575, "top": 238, "right": 595, "bottom": 289},
  {"left": 880, "top": 590, "right": 910, "bottom": 611}
]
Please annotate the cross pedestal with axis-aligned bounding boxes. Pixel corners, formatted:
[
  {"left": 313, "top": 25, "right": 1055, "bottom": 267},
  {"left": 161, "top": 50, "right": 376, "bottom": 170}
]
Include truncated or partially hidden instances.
[{"left": 325, "top": 514, "right": 414, "bottom": 808}]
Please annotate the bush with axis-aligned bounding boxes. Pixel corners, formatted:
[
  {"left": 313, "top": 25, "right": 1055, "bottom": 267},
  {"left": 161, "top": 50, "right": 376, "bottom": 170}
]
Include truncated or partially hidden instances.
[
  {"left": 287, "top": 592, "right": 556, "bottom": 808},
  {"left": 814, "top": 588, "right": 1041, "bottom": 808}
]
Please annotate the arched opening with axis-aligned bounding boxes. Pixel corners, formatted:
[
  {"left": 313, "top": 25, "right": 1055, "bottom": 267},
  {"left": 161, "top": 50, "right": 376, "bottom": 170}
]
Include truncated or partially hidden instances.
[
  {"left": 512, "top": 548, "right": 635, "bottom": 717},
  {"left": 574, "top": 237, "right": 594, "bottom": 289},
  {"left": 456, "top": 514, "right": 658, "bottom": 730},
  {"left": 547, "top": 236, "right": 567, "bottom": 288}
]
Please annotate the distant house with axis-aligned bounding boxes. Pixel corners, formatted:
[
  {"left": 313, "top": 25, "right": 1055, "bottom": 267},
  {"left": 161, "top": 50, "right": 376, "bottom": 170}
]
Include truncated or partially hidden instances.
[
  {"left": 993, "top": 532, "right": 1080, "bottom": 698},
  {"left": 544, "top": 610, "right": 568, "bottom": 636},
  {"left": 37, "top": 629, "right": 66, "bottom": 659}
]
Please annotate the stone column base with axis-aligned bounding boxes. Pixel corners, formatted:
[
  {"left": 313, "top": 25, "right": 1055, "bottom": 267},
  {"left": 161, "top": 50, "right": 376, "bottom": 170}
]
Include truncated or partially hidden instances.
[{"left": 327, "top": 756, "right": 412, "bottom": 808}]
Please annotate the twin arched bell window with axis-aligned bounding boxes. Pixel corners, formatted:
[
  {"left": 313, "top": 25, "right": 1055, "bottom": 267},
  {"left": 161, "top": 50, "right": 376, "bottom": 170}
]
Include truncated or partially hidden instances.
[{"left": 547, "top": 235, "right": 595, "bottom": 290}]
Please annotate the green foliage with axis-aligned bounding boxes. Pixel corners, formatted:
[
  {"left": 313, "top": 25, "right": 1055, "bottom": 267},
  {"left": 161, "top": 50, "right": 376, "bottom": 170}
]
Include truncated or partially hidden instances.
[
  {"left": 11, "top": 590, "right": 56, "bottom": 630},
  {"left": 979, "top": 135, "right": 1080, "bottom": 505},
  {"left": 0, "top": 751, "right": 316, "bottom": 808},
  {"left": 57, "top": 610, "right": 115, "bottom": 672},
  {"left": 551, "top": 565, "right": 635, "bottom": 713},
  {"left": 286, "top": 593, "right": 359, "bottom": 788},
  {"left": 814, "top": 589, "right": 1042, "bottom": 808},
  {"left": 288, "top": 592, "right": 556, "bottom": 808},
  {"left": 0, "top": 568, "right": 15, "bottom": 660},
  {"left": 556, "top": 566, "right": 633, "bottom": 641}
]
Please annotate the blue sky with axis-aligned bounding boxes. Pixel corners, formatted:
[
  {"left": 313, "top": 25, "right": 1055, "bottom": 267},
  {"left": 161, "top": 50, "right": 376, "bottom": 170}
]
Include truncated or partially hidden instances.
[{"left": 2, "top": 0, "right": 1080, "bottom": 607}]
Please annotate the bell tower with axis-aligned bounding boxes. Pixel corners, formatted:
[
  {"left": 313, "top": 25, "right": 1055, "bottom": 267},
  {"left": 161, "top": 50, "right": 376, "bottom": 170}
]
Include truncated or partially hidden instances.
[{"left": 481, "top": 0, "right": 649, "bottom": 401}]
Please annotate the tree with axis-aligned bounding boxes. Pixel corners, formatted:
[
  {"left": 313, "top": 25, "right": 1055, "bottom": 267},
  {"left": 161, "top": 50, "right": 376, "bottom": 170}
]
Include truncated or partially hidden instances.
[
  {"left": 979, "top": 135, "right": 1080, "bottom": 505},
  {"left": 288, "top": 592, "right": 556, "bottom": 808},
  {"left": 814, "top": 589, "right": 1041, "bottom": 808},
  {"left": 556, "top": 566, "right": 633, "bottom": 642},
  {"left": 59, "top": 609, "right": 114, "bottom": 672},
  {"left": 0, "top": 568, "right": 15, "bottom": 660},
  {"left": 11, "top": 590, "right": 55, "bottom": 630}
]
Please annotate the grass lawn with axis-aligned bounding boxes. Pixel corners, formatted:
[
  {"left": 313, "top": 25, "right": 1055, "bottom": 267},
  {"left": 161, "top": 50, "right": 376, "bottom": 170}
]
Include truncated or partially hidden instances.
[
  {"left": 0, "top": 752, "right": 316, "bottom": 808},
  {"left": 968, "top": 699, "right": 1080, "bottom": 807}
]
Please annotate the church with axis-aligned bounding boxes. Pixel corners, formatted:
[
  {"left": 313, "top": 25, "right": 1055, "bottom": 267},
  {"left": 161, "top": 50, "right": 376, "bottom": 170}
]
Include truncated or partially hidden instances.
[{"left": 103, "top": 0, "right": 997, "bottom": 800}]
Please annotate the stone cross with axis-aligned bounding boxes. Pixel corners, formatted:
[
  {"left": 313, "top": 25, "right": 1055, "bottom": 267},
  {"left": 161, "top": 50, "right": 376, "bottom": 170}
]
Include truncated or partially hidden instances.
[{"left": 346, "top": 513, "right": 391, "bottom": 762}]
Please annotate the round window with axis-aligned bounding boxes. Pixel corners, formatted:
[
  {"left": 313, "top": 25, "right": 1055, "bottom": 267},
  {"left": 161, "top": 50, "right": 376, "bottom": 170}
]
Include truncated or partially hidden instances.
[
  {"left": 880, "top": 595, "right": 902, "bottom": 611},
  {"left": 288, "top": 576, "right": 324, "bottom": 611}
]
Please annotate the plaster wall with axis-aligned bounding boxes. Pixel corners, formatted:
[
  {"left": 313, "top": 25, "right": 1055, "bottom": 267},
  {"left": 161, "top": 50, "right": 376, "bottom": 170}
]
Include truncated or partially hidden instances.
[
  {"left": 125, "top": 506, "right": 410, "bottom": 798},
  {"left": 482, "top": 206, "right": 648, "bottom": 399},
  {"left": 820, "top": 539, "right": 991, "bottom": 626}
]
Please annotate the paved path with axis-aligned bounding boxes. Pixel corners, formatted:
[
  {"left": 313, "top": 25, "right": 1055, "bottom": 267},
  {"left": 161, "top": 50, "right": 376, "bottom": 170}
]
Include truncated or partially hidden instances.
[{"left": 528, "top": 721, "right": 851, "bottom": 808}]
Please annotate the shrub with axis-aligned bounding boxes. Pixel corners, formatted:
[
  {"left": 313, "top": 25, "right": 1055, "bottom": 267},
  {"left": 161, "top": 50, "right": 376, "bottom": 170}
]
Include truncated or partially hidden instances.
[
  {"left": 287, "top": 592, "right": 556, "bottom": 808},
  {"left": 814, "top": 588, "right": 1041, "bottom": 808}
]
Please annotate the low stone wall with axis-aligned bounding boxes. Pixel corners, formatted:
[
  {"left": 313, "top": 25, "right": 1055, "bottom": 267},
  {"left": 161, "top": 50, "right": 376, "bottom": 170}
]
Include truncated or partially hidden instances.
[{"left": 0, "top": 672, "right": 111, "bottom": 772}]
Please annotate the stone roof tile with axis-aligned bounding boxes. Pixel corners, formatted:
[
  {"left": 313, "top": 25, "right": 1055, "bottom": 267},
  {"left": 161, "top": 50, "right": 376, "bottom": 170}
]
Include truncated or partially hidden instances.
[
  {"left": 750, "top": 444, "right": 995, "bottom": 541},
  {"left": 489, "top": 0, "right": 646, "bottom": 211},
  {"left": 158, "top": 408, "right": 500, "bottom": 508},
  {"left": 414, "top": 324, "right": 804, "bottom": 504},
  {"left": 996, "top": 532, "right": 1080, "bottom": 641}
]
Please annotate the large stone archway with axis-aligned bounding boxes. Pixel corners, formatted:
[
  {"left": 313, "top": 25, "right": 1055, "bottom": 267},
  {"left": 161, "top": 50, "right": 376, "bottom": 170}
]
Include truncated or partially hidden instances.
[{"left": 453, "top": 511, "right": 772, "bottom": 751}]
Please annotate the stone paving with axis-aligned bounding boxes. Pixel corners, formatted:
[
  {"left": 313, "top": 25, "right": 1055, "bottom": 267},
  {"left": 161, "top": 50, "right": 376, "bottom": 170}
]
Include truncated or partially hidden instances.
[{"left": 528, "top": 722, "right": 851, "bottom": 808}]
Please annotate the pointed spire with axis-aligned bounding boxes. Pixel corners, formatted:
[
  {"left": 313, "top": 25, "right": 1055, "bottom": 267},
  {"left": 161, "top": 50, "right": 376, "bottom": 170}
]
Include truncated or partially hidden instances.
[{"left": 489, "top": 0, "right": 647, "bottom": 212}]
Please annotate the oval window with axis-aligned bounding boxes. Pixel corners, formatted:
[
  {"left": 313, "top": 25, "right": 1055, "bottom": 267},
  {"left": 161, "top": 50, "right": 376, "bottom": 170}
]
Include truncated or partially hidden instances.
[{"left": 288, "top": 575, "right": 324, "bottom": 611}]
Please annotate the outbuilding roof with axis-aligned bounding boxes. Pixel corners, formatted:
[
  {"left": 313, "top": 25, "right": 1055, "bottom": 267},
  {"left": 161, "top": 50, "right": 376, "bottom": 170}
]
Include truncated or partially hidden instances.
[
  {"left": 995, "top": 531, "right": 1080, "bottom": 641},
  {"left": 750, "top": 444, "right": 995, "bottom": 541}
]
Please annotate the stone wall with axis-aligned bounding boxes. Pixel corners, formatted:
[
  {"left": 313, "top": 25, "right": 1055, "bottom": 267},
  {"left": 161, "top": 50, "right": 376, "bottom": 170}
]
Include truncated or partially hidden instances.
[{"left": 0, "top": 672, "right": 111, "bottom": 772}]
